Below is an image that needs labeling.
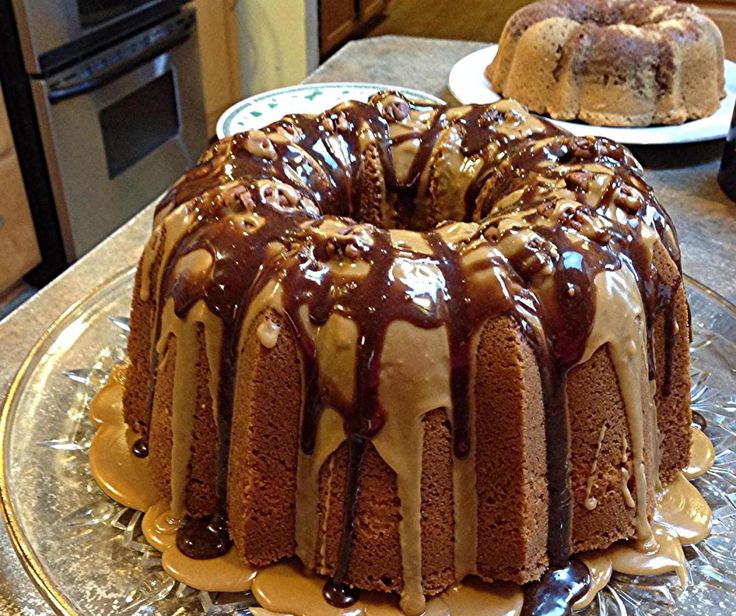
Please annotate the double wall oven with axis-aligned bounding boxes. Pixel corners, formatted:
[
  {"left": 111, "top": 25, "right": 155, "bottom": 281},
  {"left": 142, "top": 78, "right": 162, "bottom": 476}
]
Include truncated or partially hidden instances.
[{"left": 0, "top": 0, "right": 207, "bottom": 281}]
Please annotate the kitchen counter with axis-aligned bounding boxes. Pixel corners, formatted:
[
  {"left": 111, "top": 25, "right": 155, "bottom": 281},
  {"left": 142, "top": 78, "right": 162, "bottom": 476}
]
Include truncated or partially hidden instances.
[{"left": 0, "top": 35, "right": 734, "bottom": 615}]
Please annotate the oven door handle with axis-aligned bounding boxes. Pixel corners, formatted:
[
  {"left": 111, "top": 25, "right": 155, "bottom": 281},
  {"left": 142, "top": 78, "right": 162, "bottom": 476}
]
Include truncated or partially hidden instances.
[{"left": 48, "top": 27, "right": 192, "bottom": 105}]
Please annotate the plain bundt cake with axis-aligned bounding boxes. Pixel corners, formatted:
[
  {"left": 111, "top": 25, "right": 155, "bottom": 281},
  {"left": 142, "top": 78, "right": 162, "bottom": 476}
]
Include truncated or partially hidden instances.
[
  {"left": 486, "top": 0, "right": 725, "bottom": 127},
  {"left": 120, "top": 92, "right": 692, "bottom": 614}
]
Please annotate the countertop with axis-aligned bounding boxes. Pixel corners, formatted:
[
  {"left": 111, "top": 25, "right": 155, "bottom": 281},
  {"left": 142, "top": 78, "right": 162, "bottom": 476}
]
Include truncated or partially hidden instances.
[{"left": 0, "top": 35, "right": 734, "bottom": 615}]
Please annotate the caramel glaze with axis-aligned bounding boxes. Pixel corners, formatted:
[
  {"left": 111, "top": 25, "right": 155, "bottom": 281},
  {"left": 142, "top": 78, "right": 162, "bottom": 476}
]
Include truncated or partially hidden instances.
[
  {"left": 130, "top": 92, "right": 685, "bottom": 609},
  {"left": 91, "top": 379, "right": 713, "bottom": 615}
]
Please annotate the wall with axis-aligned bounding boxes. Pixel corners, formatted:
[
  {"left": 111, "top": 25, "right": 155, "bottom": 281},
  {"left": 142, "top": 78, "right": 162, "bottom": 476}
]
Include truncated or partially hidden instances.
[
  {"left": 235, "top": 0, "right": 320, "bottom": 96},
  {"left": 195, "top": 0, "right": 242, "bottom": 133}
]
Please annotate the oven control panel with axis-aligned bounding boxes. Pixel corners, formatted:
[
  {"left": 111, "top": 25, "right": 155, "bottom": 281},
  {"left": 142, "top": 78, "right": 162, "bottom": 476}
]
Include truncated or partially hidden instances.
[{"left": 47, "top": 9, "right": 196, "bottom": 104}]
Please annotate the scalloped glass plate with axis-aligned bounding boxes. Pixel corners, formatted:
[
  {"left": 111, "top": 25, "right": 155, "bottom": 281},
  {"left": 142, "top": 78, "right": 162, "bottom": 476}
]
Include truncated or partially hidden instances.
[{"left": 1, "top": 268, "right": 735, "bottom": 615}]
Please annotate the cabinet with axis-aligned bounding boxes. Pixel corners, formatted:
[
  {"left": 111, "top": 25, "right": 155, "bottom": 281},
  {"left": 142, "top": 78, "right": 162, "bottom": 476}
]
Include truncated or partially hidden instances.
[
  {"left": 194, "top": 0, "right": 242, "bottom": 134},
  {"left": 320, "top": 0, "right": 388, "bottom": 56},
  {"left": 320, "top": 0, "right": 358, "bottom": 55},
  {"left": 0, "top": 95, "right": 12, "bottom": 158},
  {"left": 0, "top": 89, "right": 40, "bottom": 293},
  {"left": 360, "top": 0, "right": 385, "bottom": 22}
]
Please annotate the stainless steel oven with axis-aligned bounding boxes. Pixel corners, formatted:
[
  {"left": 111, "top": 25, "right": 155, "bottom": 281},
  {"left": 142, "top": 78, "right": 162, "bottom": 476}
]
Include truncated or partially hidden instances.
[
  {"left": 0, "top": 0, "right": 206, "bottom": 276},
  {"left": 11, "top": 0, "right": 186, "bottom": 74},
  {"left": 30, "top": 8, "right": 207, "bottom": 258}
]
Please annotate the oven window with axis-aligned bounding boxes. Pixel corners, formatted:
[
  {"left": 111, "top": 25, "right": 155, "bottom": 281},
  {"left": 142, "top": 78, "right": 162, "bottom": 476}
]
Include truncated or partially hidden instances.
[
  {"left": 78, "top": 0, "right": 154, "bottom": 29},
  {"left": 99, "top": 71, "right": 179, "bottom": 179}
]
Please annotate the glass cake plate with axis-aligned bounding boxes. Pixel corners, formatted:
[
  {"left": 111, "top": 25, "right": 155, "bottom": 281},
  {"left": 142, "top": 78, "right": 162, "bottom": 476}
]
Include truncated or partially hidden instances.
[{"left": 1, "top": 267, "right": 736, "bottom": 616}]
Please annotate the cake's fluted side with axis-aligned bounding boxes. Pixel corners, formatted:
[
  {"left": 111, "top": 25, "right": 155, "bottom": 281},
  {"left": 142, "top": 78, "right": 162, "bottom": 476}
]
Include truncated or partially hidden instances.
[{"left": 122, "top": 91, "right": 691, "bottom": 614}]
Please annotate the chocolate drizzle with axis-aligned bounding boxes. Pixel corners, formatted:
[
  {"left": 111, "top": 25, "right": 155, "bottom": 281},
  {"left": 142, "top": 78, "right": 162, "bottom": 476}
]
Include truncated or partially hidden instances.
[
  {"left": 168, "top": 206, "right": 314, "bottom": 557},
  {"left": 131, "top": 437, "right": 148, "bottom": 458},
  {"left": 692, "top": 411, "right": 707, "bottom": 431},
  {"left": 327, "top": 437, "right": 367, "bottom": 606},
  {"left": 426, "top": 234, "right": 473, "bottom": 458},
  {"left": 176, "top": 514, "right": 231, "bottom": 559},
  {"left": 323, "top": 578, "right": 362, "bottom": 608},
  {"left": 533, "top": 236, "right": 602, "bottom": 564},
  {"left": 130, "top": 91, "right": 687, "bottom": 596}
]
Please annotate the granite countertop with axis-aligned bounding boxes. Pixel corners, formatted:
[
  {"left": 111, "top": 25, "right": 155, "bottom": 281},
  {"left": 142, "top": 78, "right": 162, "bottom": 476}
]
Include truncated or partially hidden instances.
[{"left": 0, "top": 35, "right": 734, "bottom": 615}]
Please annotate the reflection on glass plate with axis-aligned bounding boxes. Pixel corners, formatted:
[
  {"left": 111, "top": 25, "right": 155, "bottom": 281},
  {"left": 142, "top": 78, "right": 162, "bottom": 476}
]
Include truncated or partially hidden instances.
[{"left": 1, "top": 269, "right": 735, "bottom": 615}]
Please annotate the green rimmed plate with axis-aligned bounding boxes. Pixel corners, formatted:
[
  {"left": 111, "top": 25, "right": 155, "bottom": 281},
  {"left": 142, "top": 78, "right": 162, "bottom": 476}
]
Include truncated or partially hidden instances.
[{"left": 216, "top": 82, "right": 446, "bottom": 138}]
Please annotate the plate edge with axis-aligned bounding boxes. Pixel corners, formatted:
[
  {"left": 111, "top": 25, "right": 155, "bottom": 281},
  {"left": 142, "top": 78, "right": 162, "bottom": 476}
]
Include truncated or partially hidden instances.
[
  {"left": 0, "top": 266, "right": 136, "bottom": 616},
  {"left": 217, "top": 82, "right": 446, "bottom": 138}
]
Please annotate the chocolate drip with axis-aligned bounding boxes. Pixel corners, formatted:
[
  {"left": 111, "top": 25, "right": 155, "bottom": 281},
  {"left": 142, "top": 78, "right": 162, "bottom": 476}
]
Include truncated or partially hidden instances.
[
  {"left": 388, "top": 109, "right": 445, "bottom": 228},
  {"left": 426, "top": 234, "right": 473, "bottom": 458},
  {"left": 631, "top": 256, "right": 679, "bottom": 388},
  {"left": 323, "top": 578, "right": 361, "bottom": 608},
  {"left": 211, "top": 337, "right": 238, "bottom": 532},
  {"left": 131, "top": 437, "right": 148, "bottom": 458},
  {"left": 137, "top": 386, "right": 154, "bottom": 457},
  {"left": 295, "top": 331, "right": 322, "bottom": 455},
  {"left": 277, "top": 231, "right": 405, "bottom": 581},
  {"left": 521, "top": 559, "right": 591, "bottom": 616},
  {"left": 176, "top": 514, "right": 231, "bottom": 559},
  {"left": 541, "top": 369, "right": 573, "bottom": 565},
  {"left": 534, "top": 238, "right": 599, "bottom": 565},
  {"left": 326, "top": 437, "right": 367, "bottom": 604},
  {"left": 692, "top": 411, "right": 707, "bottom": 431}
]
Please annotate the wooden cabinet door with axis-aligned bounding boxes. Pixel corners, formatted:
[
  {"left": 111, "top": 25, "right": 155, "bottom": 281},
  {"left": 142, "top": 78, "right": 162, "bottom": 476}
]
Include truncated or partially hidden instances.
[
  {"left": 320, "top": 0, "right": 358, "bottom": 55},
  {"left": 0, "top": 154, "right": 41, "bottom": 292},
  {"left": 360, "top": 0, "right": 385, "bottom": 23},
  {"left": 195, "top": 0, "right": 242, "bottom": 134},
  {"left": 694, "top": 1, "right": 736, "bottom": 60},
  {"left": 0, "top": 94, "right": 12, "bottom": 159},
  {"left": 0, "top": 88, "right": 39, "bottom": 292}
]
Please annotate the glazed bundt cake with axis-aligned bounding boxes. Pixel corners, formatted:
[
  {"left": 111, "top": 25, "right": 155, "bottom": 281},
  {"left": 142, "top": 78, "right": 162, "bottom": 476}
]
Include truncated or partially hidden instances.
[
  {"left": 121, "top": 92, "right": 692, "bottom": 614},
  {"left": 486, "top": 0, "right": 725, "bottom": 127}
]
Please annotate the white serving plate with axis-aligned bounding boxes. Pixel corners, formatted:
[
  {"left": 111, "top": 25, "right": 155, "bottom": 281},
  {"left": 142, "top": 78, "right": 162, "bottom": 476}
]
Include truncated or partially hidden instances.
[
  {"left": 448, "top": 45, "right": 736, "bottom": 145},
  {"left": 217, "top": 82, "right": 446, "bottom": 138}
]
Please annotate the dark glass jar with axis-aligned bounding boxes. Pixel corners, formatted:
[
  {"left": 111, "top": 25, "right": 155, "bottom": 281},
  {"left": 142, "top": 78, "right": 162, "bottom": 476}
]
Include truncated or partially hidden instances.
[{"left": 719, "top": 98, "right": 736, "bottom": 202}]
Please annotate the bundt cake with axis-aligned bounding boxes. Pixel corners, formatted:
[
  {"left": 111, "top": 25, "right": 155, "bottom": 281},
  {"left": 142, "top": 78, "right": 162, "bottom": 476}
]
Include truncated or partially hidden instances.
[
  {"left": 486, "top": 0, "right": 725, "bottom": 127},
  {"left": 119, "top": 92, "right": 692, "bottom": 614}
]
